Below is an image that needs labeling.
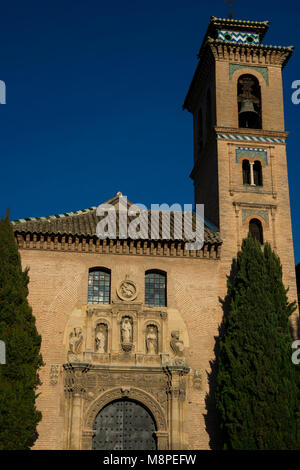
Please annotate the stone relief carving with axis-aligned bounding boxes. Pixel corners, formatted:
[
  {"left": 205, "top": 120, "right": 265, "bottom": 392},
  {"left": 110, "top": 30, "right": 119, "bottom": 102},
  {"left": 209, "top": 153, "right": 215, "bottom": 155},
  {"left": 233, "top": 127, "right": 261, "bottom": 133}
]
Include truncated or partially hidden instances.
[
  {"left": 121, "top": 316, "right": 133, "bottom": 352},
  {"left": 117, "top": 276, "right": 137, "bottom": 301},
  {"left": 120, "top": 386, "right": 131, "bottom": 397},
  {"left": 193, "top": 369, "right": 202, "bottom": 390},
  {"left": 49, "top": 364, "right": 60, "bottom": 385},
  {"left": 68, "top": 327, "right": 83, "bottom": 362},
  {"left": 64, "top": 364, "right": 89, "bottom": 397},
  {"left": 170, "top": 330, "right": 184, "bottom": 357},
  {"left": 95, "top": 323, "right": 108, "bottom": 353},
  {"left": 83, "top": 371, "right": 169, "bottom": 411},
  {"left": 146, "top": 325, "right": 158, "bottom": 354}
]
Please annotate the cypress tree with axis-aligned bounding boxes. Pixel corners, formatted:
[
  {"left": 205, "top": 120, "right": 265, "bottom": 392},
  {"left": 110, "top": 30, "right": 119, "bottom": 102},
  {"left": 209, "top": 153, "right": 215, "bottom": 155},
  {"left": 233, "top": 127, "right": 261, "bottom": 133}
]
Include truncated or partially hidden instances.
[
  {"left": 216, "top": 234, "right": 299, "bottom": 449},
  {"left": 0, "top": 211, "right": 43, "bottom": 450}
]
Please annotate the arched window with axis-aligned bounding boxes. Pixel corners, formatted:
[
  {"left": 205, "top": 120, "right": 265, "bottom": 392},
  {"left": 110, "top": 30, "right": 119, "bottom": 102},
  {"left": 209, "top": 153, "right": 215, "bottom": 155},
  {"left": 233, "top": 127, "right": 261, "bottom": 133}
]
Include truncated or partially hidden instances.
[
  {"left": 253, "top": 160, "right": 263, "bottom": 186},
  {"left": 249, "top": 218, "right": 263, "bottom": 244},
  {"left": 238, "top": 74, "right": 262, "bottom": 129},
  {"left": 145, "top": 270, "right": 167, "bottom": 307},
  {"left": 242, "top": 159, "right": 251, "bottom": 185},
  {"left": 197, "top": 109, "right": 203, "bottom": 153},
  {"left": 88, "top": 268, "right": 111, "bottom": 304}
]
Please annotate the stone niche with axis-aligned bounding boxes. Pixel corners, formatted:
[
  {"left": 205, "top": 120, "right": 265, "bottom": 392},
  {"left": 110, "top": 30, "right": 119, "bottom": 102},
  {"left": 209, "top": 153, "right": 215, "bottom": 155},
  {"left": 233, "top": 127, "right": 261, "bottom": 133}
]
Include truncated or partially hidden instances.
[{"left": 80, "top": 302, "right": 169, "bottom": 366}]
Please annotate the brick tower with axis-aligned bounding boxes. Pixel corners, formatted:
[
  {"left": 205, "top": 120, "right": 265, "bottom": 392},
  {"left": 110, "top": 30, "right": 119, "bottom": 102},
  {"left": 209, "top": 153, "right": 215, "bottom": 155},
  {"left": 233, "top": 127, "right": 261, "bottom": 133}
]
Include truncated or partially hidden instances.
[{"left": 184, "top": 17, "right": 298, "bottom": 332}]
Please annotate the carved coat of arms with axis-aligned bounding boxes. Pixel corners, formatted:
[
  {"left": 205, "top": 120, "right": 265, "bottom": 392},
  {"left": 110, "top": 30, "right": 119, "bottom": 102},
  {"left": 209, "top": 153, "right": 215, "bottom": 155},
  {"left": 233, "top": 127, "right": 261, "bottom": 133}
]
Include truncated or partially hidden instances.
[{"left": 117, "top": 276, "right": 137, "bottom": 301}]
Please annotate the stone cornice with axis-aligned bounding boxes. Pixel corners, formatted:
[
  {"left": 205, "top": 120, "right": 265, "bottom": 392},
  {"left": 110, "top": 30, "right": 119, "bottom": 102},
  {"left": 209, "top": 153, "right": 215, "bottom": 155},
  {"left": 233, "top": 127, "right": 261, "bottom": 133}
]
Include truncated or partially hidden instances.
[
  {"left": 15, "top": 233, "right": 221, "bottom": 260},
  {"left": 207, "top": 38, "right": 294, "bottom": 67},
  {"left": 233, "top": 201, "right": 277, "bottom": 210}
]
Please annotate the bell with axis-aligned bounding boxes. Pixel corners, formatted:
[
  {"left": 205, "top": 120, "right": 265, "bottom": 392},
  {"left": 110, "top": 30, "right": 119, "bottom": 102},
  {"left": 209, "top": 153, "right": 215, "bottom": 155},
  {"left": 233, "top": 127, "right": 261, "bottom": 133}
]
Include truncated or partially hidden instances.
[{"left": 239, "top": 99, "right": 258, "bottom": 115}]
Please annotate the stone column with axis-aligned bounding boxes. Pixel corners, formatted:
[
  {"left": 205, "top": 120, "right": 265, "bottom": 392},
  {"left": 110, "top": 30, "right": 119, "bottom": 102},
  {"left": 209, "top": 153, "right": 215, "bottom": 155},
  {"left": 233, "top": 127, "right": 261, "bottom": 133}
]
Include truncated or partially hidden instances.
[
  {"left": 84, "top": 308, "right": 94, "bottom": 361},
  {"left": 250, "top": 161, "right": 255, "bottom": 186},
  {"left": 160, "top": 311, "right": 167, "bottom": 353},
  {"left": 167, "top": 364, "right": 189, "bottom": 450},
  {"left": 170, "top": 374, "right": 181, "bottom": 449},
  {"left": 111, "top": 311, "right": 119, "bottom": 352},
  {"left": 156, "top": 431, "right": 169, "bottom": 450},
  {"left": 70, "top": 392, "right": 82, "bottom": 449},
  {"left": 64, "top": 365, "right": 88, "bottom": 450}
]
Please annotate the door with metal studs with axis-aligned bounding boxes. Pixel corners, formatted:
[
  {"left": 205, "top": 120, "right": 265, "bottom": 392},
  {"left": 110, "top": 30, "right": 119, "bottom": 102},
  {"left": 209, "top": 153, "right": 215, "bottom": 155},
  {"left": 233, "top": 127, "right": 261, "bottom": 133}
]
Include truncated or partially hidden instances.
[{"left": 92, "top": 399, "right": 157, "bottom": 450}]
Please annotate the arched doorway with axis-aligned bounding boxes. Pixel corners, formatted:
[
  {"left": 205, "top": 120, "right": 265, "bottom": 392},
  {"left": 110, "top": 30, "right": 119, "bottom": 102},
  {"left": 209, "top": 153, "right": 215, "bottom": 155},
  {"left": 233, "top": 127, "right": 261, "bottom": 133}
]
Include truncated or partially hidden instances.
[{"left": 92, "top": 399, "right": 157, "bottom": 450}]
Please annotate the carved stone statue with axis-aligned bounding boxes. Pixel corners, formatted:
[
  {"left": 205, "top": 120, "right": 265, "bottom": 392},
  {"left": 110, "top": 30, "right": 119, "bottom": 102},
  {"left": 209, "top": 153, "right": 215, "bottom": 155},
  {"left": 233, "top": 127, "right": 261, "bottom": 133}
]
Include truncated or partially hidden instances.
[
  {"left": 69, "top": 327, "right": 83, "bottom": 354},
  {"left": 170, "top": 330, "right": 184, "bottom": 357},
  {"left": 146, "top": 325, "right": 158, "bottom": 354},
  {"left": 121, "top": 317, "right": 132, "bottom": 344},
  {"left": 68, "top": 327, "right": 83, "bottom": 362},
  {"left": 120, "top": 317, "right": 133, "bottom": 352},
  {"left": 95, "top": 324, "right": 107, "bottom": 353}
]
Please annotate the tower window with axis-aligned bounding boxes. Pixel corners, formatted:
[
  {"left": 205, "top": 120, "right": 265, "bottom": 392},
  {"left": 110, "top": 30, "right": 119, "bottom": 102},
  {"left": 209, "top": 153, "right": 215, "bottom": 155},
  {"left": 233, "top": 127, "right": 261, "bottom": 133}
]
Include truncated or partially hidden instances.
[
  {"left": 242, "top": 160, "right": 251, "bottom": 185},
  {"left": 249, "top": 218, "right": 263, "bottom": 244},
  {"left": 145, "top": 270, "right": 167, "bottom": 307},
  {"left": 238, "top": 74, "right": 262, "bottom": 129},
  {"left": 88, "top": 268, "right": 111, "bottom": 304},
  {"left": 242, "top": 159, "right": 263, "bottom": 187},
  {"left": 253, "top": 161, "right": 263, "bottom": 186}
]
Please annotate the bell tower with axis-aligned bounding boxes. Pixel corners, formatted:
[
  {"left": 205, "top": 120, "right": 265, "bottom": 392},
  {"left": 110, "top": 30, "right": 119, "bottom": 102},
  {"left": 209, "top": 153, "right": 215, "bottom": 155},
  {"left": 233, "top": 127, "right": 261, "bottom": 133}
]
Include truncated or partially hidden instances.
[{"left": 183, "top": 17, "right": 298, "bottom": 330}]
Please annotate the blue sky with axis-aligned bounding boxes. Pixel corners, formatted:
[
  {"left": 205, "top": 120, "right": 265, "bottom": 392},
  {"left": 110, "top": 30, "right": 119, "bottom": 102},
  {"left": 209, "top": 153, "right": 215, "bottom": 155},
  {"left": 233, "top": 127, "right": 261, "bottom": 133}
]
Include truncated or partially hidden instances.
[{"left": 1, "top": 0, "right": 300, "bottom": 261}]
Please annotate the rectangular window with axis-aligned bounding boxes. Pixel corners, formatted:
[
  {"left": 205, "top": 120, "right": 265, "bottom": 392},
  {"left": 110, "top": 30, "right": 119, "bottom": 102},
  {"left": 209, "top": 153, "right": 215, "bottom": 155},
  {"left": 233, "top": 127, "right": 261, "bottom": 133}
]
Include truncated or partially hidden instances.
[
  {"left": 88, "top": 269, "right": 111, "bottom": 304},
  {"left": 145, "top": 271, "right": 166, "bottom": 307}
]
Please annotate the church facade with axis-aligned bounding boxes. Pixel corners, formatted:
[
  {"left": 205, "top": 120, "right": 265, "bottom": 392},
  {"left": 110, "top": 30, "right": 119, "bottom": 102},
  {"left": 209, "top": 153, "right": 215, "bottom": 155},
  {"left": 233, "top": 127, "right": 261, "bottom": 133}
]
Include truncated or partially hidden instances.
[{"left": 12, "top": 17, "right": 298, "bottom": 450}]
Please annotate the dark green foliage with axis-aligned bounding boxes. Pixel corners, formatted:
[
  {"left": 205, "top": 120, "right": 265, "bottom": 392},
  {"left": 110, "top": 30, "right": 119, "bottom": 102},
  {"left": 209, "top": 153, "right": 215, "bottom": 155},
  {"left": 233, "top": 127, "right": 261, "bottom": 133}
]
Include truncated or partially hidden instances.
[
  {"left": 216, "top": 235, "right": 300, "bottom": 449},
  {"left": 0, "top": 211, "right": 43, "bottom": 450}
]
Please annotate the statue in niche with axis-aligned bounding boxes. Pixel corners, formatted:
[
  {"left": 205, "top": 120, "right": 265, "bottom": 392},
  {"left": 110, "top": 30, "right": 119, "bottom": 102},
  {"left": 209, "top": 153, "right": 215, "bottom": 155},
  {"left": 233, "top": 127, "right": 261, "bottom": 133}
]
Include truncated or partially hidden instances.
[
  {"left": 146, "top": 325, "right": 158, "bottom": 354},
  {"left": 69, "top": 327, "right": 83, "bottom": 354},
  {"left": 170, "top": 330, "right": 184, "bottom": 357},
  {"left": 95, "top": 323, "right": 107, "bottom": 353},
  {"left": 121, "top": 317, "right": 132, "bottom": 344}
]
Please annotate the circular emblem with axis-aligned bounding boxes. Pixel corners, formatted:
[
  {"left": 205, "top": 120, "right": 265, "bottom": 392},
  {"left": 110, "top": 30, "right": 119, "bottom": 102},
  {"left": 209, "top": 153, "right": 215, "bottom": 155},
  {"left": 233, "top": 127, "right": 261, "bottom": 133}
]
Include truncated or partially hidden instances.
[{"left": 117, "top": 278, "right": 137, "bottom": 301}]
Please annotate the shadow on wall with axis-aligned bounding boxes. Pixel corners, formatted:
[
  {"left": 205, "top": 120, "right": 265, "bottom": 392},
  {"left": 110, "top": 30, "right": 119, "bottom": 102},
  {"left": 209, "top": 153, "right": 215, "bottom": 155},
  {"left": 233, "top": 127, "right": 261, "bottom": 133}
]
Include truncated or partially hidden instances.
[{"left": 203, "top": 258, "right": 238, "bottom": 450}]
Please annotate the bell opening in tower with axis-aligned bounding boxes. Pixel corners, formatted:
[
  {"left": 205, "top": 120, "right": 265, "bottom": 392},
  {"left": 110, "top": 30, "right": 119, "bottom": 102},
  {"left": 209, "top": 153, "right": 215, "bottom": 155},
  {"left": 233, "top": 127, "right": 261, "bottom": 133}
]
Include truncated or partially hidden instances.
[{"left": 238, "top": 74, "right": 262, "bottom": 129}]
